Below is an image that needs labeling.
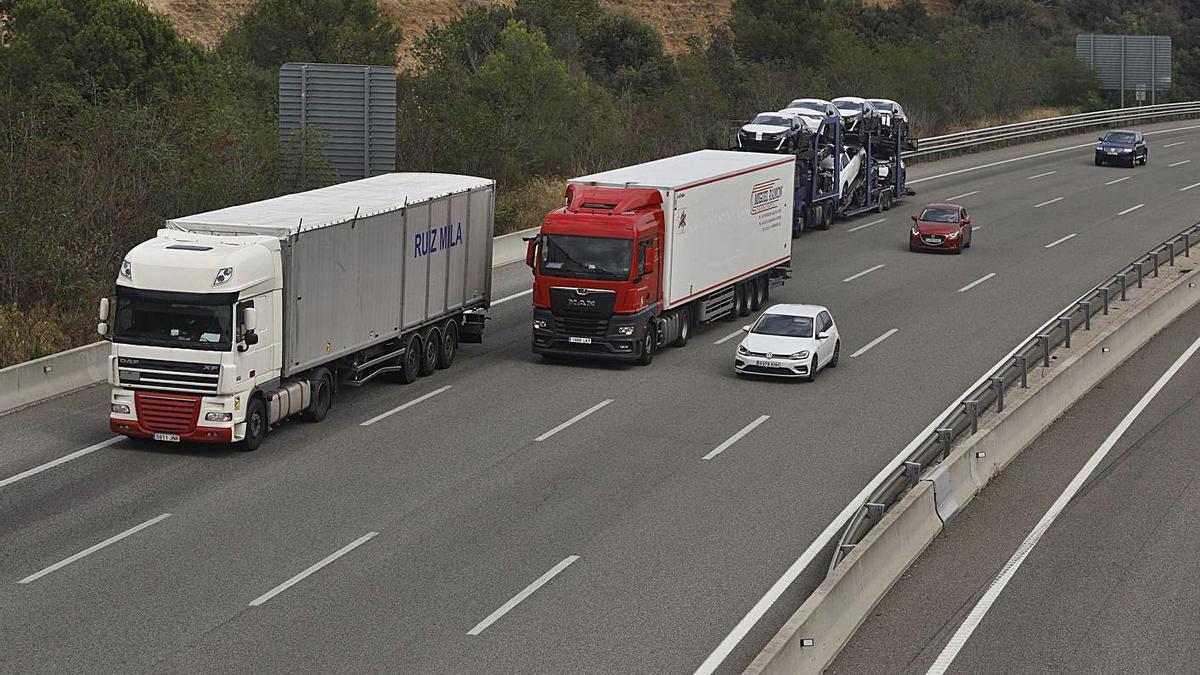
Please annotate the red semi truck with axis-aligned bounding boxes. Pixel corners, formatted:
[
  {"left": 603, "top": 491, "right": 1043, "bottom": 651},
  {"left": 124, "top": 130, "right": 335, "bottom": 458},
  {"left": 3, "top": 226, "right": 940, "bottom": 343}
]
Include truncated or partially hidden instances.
[{"left": 526, "top": 149, "right": 795, "bottom": 364}]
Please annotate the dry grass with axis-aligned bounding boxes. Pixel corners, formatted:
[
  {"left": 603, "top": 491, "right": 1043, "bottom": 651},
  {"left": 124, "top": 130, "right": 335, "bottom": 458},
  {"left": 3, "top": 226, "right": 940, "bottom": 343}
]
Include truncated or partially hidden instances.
[
  {"left": 938, "top": 106, "right": 1079, "bottom": 135},
  {"left": 0, "top": 304, "right": 77, "bottom": 368}
]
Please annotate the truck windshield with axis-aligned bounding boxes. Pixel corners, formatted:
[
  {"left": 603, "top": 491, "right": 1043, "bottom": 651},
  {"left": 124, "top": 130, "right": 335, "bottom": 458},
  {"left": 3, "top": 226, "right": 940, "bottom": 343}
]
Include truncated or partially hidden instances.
[
  {"left": 540, "top": 234, "right": 632, "bottom": 281},
  {"left": 113, "top": 288, "right": 235, "bottom": 351}
]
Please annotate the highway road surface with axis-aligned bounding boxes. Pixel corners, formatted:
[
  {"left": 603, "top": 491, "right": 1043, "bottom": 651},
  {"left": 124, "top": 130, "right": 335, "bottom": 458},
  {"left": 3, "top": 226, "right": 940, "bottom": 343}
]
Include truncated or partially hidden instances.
[
  {"left": 2, "top": 120, "right": 1199, "bottom": 674},
  {"left": 832, "top": 296, "right": 1200, "bottom": 675}
]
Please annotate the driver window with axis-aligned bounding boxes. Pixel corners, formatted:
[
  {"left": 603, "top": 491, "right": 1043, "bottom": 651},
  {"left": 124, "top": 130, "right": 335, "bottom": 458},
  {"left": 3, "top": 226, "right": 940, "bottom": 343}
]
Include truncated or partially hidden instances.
[{"left": 639, "top": 241, "right": 651, "bottom": 276}]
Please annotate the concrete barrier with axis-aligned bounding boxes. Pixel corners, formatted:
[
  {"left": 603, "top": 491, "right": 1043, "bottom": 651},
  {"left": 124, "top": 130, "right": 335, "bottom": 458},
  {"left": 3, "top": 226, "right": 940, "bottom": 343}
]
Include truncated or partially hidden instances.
[
  {"left": 744, "top": 481, "right": 942, "bottom": 675},
  {"left": 745, "top": 254, "right": 1200, "bottom": 674},
  {"left": 1, "top": 226, "right": 545, "bottom": 417}
]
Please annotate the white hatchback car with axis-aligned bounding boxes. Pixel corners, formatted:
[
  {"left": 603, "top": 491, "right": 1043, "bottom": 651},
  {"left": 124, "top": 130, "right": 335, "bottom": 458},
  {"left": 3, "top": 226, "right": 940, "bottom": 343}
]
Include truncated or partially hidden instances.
[{"left": 734, "top": 304, "right": 840, "bottom": 381}]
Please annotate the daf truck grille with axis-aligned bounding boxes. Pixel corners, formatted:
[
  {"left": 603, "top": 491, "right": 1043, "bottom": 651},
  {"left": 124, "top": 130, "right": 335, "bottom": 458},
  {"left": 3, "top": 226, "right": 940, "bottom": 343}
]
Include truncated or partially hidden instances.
[
  {"left": 118, "top": 357, "right": 219, "bottom": 394},
  {"left": 135, "top": 392, "right": 200, "bottom": 434}
]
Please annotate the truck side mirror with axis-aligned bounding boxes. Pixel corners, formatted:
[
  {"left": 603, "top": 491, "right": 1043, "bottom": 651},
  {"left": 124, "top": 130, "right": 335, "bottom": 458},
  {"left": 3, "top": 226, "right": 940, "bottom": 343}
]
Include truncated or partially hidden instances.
[
  {"left": 911, "top": 214, "right": 918, "bottom": 222},
  {"left": 243, "top": 306, "right": 258, "bottom": 333},
  {"left": 99, "top": 297, "right": 110, "bottom": 321},
  {"left": 97, "top": 322, "right": 109, "bottom": 336},
  {"left": 645, "top": 247, "right": 657, "bottom": 270},
  {"left": 525, "top": 239, "right": 538, "bottom": 268}
]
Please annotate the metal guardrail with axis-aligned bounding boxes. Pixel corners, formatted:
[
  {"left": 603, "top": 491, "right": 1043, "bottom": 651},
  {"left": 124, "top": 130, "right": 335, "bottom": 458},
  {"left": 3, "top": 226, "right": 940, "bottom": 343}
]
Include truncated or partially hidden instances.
[
  {"left": 829, "top": 220, "right": 1200, "bottom": 574},
  {"left": 908, "top": 101, "right": 1200, "bottom": 158}
]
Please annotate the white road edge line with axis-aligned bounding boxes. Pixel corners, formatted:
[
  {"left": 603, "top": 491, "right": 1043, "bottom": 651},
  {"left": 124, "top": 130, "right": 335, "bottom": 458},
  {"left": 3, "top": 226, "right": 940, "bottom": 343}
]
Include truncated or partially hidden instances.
[
  {"left": 971, "top": 225, "right": 984, "bottom": 231},
  {"left": 1033, "top": 197, "right": 1064, "bottom": 208},
  {"left": 535, "top": 399, "right": 613, "bottom": 442},
  {"left": 1044, "top": 233, "right": 1077, "bottom": 249},
  {"left": 0, "top": 436, "right": 123, "bottom": 489},
  {"left": 714, "top": 329, "right": 745, "bottom": 346},
  {"left": 1163, "top": 141, "right": 1187, "bottom": 148},
  {"left": 1182, "top": 182, "right": 1200, "bottom": 192},
  {"left": 944, "top": 190, "right": 979, "bottom": 201},
  {"left": 249, "top": 532, "right": 378, "bottom": 607},
  {"left": 1118, "top": 203, "right": 1145, "bottom": 216},
  {"left": 926, "top": 333, "right": 1200, "bottom": 675},
  {"left": 850, "top": 329, "right": 899, "bottom": 358},
  {"left": 492, "top": 289, "right": 533, "bottom": 306},
  {"left": 19, "top": 513, "right": 171, "bottom": 584},
  {"left": 693, "top": 286, "right": 1105, "bottom": 675},
  {"left": 1105, "top": 176, "right": 1131, "bottom": 185},
  {"left": 361, "top": 386, "right": 452, "bottom": 427},
  {"left": 468, "top": 555, "right": 580, "bottom": 635},
  {"left": 1026, "top": 171, "right": 1056, "bottom": 180},
  {"left": 847, "top": 218, "right": 886, "bottom": 233},
  {"left": 703, "top": 415, "right": 770, "bottom": 461},
  {"left": 905, "top": 124, "right": 1200, "bottom": 186},
  {"left": 843, "top": 264, "right": 885, "bottom": 283},
  {"left": 957, "top": 272, "right": 997, "bottom": 293},
  {"left": 1169, "top": 159, "right": 1191, "bottom": 167}
]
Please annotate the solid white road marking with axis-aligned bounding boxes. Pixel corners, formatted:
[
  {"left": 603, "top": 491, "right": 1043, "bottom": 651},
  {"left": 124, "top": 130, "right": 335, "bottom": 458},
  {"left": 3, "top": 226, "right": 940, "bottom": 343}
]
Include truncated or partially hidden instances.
[
  {"left": 1182, "top": 182, "right": 1200, "bottom": 192},
  {"left": 1163, "top": 141, "right": 1187, "bottom": 148},
  {"left": 843, "top": 264, "right": 885, "bottom": 283},
  {"left": 702, "top": 415, "right": 770, "bottom": 461},
  {"left": 361, "top": 386, "right": 452, "bottom": 427},
  {"left": 467, "top": 555, "right": 580, "bottom": 635},
  {"left": 927, "top": 333, "right": 1200, "bottom": 675},
  {"left": 535, "top": 400, "right": 613, "bottom": 442},
  {"left": 1034, "top": 197, "right": 1064, "bottom": 208},
  {"left": 1169, "top": 159, "right": 1191, "bottom": 167},
  {"left": 0, "top": 436, "right": 123, "bottom": 489},
  {"left": 1044, "top": 233, "right": 1078, "bottom": 249},
  {"left": 944, "top": 190, "right": 979, "bottom": 201},
  {"left": 714, "top": 329, "right": 745, "bottom": 346},
  {"left": 850, "top": 329, "right": 899, "bottom": 358},
  {"left": 1118, "top": 203, "right": 1145, "bottom": 216},
  {"left": 1026, "top": 171, "right": 1056, "bottom": 180},
  {"left": 249, "top": 532, "right": 378, "bottom": 607},
  {"left": 492, "top": 289, "right": 533, "bottom": 306},
  {"left": 1105, "top": 176, "right": 1131, "bottom": 185},
  {"left": 847, "top": 218, "right": 886, "bottom": 233},
  {"left": 957, "top": 273, "right": 997, "bottom": 293},
  {"left": 19, "top": 513, "right": 171, "bottom": 584}
]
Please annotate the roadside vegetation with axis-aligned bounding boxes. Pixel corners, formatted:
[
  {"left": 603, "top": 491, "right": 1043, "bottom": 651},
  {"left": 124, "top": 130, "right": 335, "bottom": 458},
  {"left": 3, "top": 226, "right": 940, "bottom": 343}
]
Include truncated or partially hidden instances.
[{"left": 1, "top": 0, "right": 1196, "bottom": 366}]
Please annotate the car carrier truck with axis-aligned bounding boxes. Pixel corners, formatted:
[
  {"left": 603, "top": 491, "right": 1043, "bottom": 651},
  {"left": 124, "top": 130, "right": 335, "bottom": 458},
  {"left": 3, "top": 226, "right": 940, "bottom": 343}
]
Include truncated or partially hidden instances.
[
  {"left": 98, "top": 173, "right": 495, "bottom": 449},
  {"left": 526, "top": 149, "right": 794, "bottom": 364}
]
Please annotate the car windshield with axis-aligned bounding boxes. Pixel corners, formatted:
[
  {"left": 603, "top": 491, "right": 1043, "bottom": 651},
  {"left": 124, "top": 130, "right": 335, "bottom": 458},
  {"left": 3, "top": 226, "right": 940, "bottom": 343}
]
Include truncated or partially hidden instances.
[
  {"left": 1103, "top": 132, "right": 1136, "bottom": 143},
  {"left": 750, "top": 114, "right": 792, "bottom": 127},
  {"left": 540, "top": 234, "right": 632, "bottom": 281},
  {"left": 870, "top": 100, "right": 894, "bottom": 111},
  {"left": 835, "top": 101, "right": 860, "bottom": 111},
  {"left": 752, "top": 313, "right": 814, "bottom": 338},
  {"left": 787, "top": 101, "right": 825, "bottom": 112},
  {"left": 920, "top": 207, "right": 960, "bottom": 223},
  {"left": 114, "top": 288, "right": 234, "bottom": 351}
]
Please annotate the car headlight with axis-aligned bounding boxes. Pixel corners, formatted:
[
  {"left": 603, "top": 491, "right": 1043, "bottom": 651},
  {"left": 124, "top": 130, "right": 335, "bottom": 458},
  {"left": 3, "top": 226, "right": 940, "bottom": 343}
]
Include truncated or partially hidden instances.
[
  {"left": 119, "top": 259, "right": 132, "bottom": 280},
  {"left": 788, "top": 350, "right": 810, "bottom": 359},
  {"left": 111, "top": 403, "right": 130, "bottom": 414},
  {"left": 532, "top": 319, "right": 550, "bottom": 331},
  {"left": 205, "top": 412, "right": 233, "bottom": 422},
  {"left": 616, "top": 325, "right": 635, "bottom": 336},
  {"left": 737, "top": 344, "right": 749, "bottom": 355},
  {"left": 911, "top": 226, "right": 921, "bottom": 236},
  {"left": 947, "top": 230, "right": 960, "bottom": 239}
]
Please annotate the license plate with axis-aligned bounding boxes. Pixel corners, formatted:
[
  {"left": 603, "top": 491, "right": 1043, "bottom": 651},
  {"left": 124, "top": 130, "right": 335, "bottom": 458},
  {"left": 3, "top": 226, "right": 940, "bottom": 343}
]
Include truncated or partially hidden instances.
[
  {"left": 153, "top": 433, "right": 181, "bottom": 443},
  {"left": 759, "top": 360, "right": 782, "bottom": 368},
  {"left": 568, "top": 337, "right": 592, "bottom": 344},
  {"left": 1106, "top": 149, "right": 1118, "bottom": 154}
]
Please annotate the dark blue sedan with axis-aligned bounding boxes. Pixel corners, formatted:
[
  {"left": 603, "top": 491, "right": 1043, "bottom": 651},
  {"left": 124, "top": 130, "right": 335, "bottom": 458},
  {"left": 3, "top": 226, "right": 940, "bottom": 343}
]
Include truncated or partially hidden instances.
[{"left": 1095, "top": 129, "right": 1148, "bottom": 167}]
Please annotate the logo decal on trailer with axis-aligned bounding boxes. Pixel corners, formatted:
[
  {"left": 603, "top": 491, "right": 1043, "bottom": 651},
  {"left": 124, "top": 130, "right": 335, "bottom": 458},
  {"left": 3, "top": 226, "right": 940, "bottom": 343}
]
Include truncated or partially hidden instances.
[
  {"left": 414, "top": 221, "right": 464, "bottom": 258},
  {"left": 676, "top": 209, "right": 688, "bottom": 234},
  {"left": 751, "top": 179, "right": 783, "bottom": 215}
]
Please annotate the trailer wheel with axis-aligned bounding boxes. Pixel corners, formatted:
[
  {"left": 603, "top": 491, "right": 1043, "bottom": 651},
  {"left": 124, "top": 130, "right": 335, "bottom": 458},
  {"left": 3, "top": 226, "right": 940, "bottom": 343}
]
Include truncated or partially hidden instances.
[
  {"left": 734, "top": 283, "right": 750, "bottom": 317},
  {"left": 241, "top": 397, "right": 267, "bottom": 451},
  {"left": 438, "top": 319, "right": 458, "bottom": 369},
  {"left": 761, "top": 275, "right": 771, "bottom": 303},
  {"left": 749, "top": 277, "right": 765, "bottom": 311},
  {"left": 420, "top": 327, "right": 440, "bottom": 376},
  {"left": 394, "top": 334, "right": 421, "bottom": 384},
  {"left": 302, "top": 371, "right": 332, "bottom": 423}
]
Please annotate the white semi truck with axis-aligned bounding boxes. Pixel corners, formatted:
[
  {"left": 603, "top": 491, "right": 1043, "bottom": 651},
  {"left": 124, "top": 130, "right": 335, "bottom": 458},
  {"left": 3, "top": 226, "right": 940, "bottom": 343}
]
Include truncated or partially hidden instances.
[{"left": 98, "top": 173, "right": 495, "bottom": 449}]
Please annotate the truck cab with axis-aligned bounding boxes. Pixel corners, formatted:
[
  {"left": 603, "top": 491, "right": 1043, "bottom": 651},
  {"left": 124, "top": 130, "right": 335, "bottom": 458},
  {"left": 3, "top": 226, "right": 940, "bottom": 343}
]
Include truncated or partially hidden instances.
[
  {"left": 102, "top": 228, "right": 283, "bottom": 445},
  {"left": 528, "top": 185, "right": 664, "bottom": 362}
]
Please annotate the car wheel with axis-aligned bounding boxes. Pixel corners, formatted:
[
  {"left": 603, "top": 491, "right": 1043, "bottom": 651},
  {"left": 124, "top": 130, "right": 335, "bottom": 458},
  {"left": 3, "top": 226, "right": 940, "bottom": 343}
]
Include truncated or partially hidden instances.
[
  {"left": 1141, "top": 153, "right": 1149, "bottom": 165},
  {"left": 437, "top": 319, "right": 458, "bottom": 369},
  {"left": 1095, "top": 157, "right": 1103, "bottom": 166},
  {"left": 953, "top": 240, "right": 963, "bottom": 255},
  {"left": 829, "top": 341, "right": 840, "bottom": 368},
  {"left": 636, "top": 328, "right": 655, "bottom": 366},
  {"left": 805, "top": 355, "right": 818, "bottom": 382},
  {"left": 240, "top": 397, "right": 267, "bottom": 451},
  {"left": 674, "top": 307, "right": 691, "bottom": 347},
  {"left": 909, "top": 243, "right": 918, "bottom": 252}
]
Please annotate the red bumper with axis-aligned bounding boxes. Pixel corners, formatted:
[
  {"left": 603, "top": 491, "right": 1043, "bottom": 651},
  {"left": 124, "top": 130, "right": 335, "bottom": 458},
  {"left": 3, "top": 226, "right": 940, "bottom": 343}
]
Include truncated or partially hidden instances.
[
  {"left": 910, "top": 234, "right": 961, "bottom": 251},
  {"left": 110, "top": 417, "right": 233, "bottom": 443}
]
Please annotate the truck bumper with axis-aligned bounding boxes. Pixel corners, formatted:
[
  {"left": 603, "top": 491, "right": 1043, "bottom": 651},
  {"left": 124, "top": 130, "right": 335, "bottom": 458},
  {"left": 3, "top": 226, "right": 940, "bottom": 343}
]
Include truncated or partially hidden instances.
[
  {"left": 109, "top": 387, "right": 239, "bottom": 444},
  {"left": 531, "top": 307, "right": 654, "bottom": 361},
  {"left": 110, "top": 417, "right": 233, "bottom": 444}
]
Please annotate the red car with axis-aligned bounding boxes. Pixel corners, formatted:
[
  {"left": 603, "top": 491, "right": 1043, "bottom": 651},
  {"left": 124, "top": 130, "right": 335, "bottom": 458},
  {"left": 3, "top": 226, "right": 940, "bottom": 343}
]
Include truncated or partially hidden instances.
[{"left": 910, "top": 203, "right": 973, "bottom": 254}]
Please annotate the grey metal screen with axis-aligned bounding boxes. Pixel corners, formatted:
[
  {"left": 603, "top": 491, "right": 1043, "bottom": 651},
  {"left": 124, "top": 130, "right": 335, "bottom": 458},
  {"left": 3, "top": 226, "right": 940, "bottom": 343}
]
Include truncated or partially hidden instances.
[
  {"left": 279, "top": 63, "right": 397, "bottom": 183},
  {"left": 1076, "top": 35, "right": 1172, "bottom": 105}
]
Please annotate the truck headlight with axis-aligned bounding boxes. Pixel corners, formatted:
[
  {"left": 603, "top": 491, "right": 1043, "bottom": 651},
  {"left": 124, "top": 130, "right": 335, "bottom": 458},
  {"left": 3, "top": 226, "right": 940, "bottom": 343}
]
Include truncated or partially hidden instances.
[
  {"left": 532, "top": 319, "right": 550, "bottom": 331},
  {"left": 205, "top": 412, "right": 233, "bottom": 422},
  {"left": 111, "top": 403, "right": 130, "bottom": 414},
  {"left": 616, "top": 325, "right": 635, "bottom": 336}
]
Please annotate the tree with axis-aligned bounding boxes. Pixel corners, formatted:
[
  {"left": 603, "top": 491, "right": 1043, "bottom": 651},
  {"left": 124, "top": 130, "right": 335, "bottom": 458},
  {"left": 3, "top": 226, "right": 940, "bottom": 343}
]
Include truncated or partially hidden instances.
[
  {"left": 219, "top": 0, "right": 402, "bottom": 70},
  {"left": 582, "top": 12, "right": 677, "bottom": 96},
  {"left": 728, "top": 0, "right": 840, "bottom": 63}
]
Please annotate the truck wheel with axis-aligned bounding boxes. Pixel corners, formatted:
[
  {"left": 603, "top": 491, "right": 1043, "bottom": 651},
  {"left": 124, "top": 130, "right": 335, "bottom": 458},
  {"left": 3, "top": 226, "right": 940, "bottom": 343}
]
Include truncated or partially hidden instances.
[
  {"left": 438, "top": 319, "right": 458, "bottom": 369},
  {"left": 420, "top": 327, "right": 440, "bottom": 376},
  {"left": 636, "top": 328, "right": 655, "bottom": 366},
  {"left": 674, "top": 308, "right": 691, "bottom": 347},
  {"left": 761, "top": 275, "right": 770, "bottom": 303},
  {"left": 302, "top": 372, "right": 331, "bottom": 423},
  {"left": 817, "top": 203, "right": 832, "bottom": 230},
  {"left": 241, "top": 397, "right": 267, "bottom": 451},
  {"left": 750, "top": 277, "right": 765, "bottom": 311},
  {"left": 396, "top": 334, "right": 421, "bottom": 384}
]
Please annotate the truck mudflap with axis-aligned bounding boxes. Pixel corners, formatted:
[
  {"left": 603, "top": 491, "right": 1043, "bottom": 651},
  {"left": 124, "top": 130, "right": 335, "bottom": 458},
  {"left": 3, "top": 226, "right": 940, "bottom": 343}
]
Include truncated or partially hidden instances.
[
  {"left": 531, "top": 306, "right": 656, "bottom": 361},
  {"left": 460, "top": 312, "right": 486, "bottom": 344}
]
